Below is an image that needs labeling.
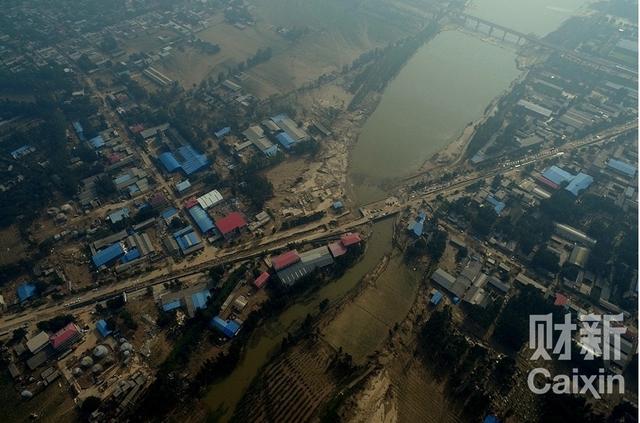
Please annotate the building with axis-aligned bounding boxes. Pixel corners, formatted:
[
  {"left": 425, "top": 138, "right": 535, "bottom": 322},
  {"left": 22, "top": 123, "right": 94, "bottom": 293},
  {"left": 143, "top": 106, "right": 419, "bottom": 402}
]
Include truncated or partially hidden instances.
[
  {"left": 17, "top": 282, "right": 37, "bottom": 302},
  {"left": 49, "top": 323, "right": 82, "bottom": 352},
  {"left": 188, "top": 205, "right": 216, "bottom": 234},
  {"left": 607, "top": 158, "right": 637, "bottom": 178},
  {"left": 328, "top": 241, "right": 347, "bottom": 258},
  {"left": 26, "top": 332, "right": 50, "bottom": 354},
  {"left": 340, "top": 232, "right": 362, "bottom": 247},
  {"left": 431, "top": 267, "right": 473, "bottom": 299},
  {"left": 107, "top": 208, "right": 130, "bottom": 224},
  {"left": 242, "top": 125, "right": 278, "bottom": 157},
  {"left": 175, "top": 179, "right": 191, "bottom": 194},
  {"left": 565, "top": 173, "right": 593, "bottom": 196},
  {"left": 92, "top": 243, "right": 125, "bottom": 268},
  {"left": 277, "top": 246, "right": 334, "bottom": 285},
  {"left": 89, "top": 135, "right": 105, "bottom": 149},
  {"left": 567, "top": 246, "right": 590, "bottom": 268},
  {"left": 215, "top": 212, "right": 247, "bottom": 238},
  {"left": 173, "top": 226, "right": 204, "bottom": 255},
  {"left": 487, "top": 276, "right": 509, "bottom": 294},
  {"left": 270, "top": 114, "right": 309, "bottom": 144},
  {"left": 160, "top": 285, "right": 211, "bottom": 317},
  {"left": 431, "top": 268, "right": 457, "bottom": 294},
  {"left": 486, "top": 195, "right": 506, "bottom": 215},
  {"left": 517, "top": 99, "right": 552, "bottom": 118},
  {"left": 430, "top": 290, "right": 443, "bottom": 306},
  {"left": 275, "top": 132, "right": 297, "bottom": 150},
  {"left": 253, "top": 272, "right": 270, "bottom": 289},
  {"left": 542, "top": 166, "right": 575, "bottom": 185},
  {"left": 554, "top": 223, "right": 597, "bottom": 247},
  {"left": 72, "top": 121, "right": 85, "bottom": 140},
  {"left": 10, "top": 145, "right": 35, "bottom": 159},
  {"left": 214, "top": 127, "right": 231, "bottom": 139},
  {"left": 158, "top": 145, "right": 209, "bottom": 176},
  {"left": 96, "top": 320, "right": 113, "bottom": 338},
  {"left": 271, "top": 250, "right": 301, "bottom": 271},
  {"left": 407, "top": 211, "right": 427, "bottom": 237},
  {"left": 210, "top": 316, "right": 241, "bottom": 338},
  {"left": 233, "top": 295, "right": 248, "bottom": 312},
  {"left": 197, "top": 189, "right": 224, "bottom": 209}
]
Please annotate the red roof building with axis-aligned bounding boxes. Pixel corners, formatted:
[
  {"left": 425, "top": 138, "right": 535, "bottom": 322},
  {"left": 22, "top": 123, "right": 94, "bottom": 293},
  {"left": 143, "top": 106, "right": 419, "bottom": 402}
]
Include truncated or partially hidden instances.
[
  {"left": 535, "top": 176, "right": 560, "bottom": 190},
  {"left": 107, "top": 153, "right": 122, "bottom": 165},
  {"left": 129, "top": 124, "right": 144, "bottom": 134},
  {"left": 254, "top": 272, "right": 270, "bottom": 289},
  {"left": 216, "top": 212, "right": 247, "bottom": 236},
  {"left": 340, "top": 232, "right": 362, "bottom": 247},
  {"left": 149, "top": 192, "right": 168, "bottom": 208},
  {"left": 328, "top": 241, "right": 347, "bottom": 258},
  {"left": 184, "top": 197, "right": 199, "bottom": 209},
  {"left": 554, "top": 293, "right": 569, "bottom": 307},
  {"left": 50, "top": 323, "right": 81, "bottom": 351},
  {"left": 271, "top": 250, "right": 300, "bottom": 270}
]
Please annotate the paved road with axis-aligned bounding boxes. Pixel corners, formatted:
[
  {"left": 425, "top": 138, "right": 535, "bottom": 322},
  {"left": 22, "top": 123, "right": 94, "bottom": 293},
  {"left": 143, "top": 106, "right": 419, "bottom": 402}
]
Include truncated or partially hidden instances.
[{"left": 1, "top": 120, "right": 634, "bottom": 335}]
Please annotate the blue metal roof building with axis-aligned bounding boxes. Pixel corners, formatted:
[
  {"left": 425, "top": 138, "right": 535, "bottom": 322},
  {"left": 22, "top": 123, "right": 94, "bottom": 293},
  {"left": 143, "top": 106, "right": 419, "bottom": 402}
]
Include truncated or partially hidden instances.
[
  {"left": 542, "top": 166, "right": 575, "bottom": 185},
  {"left": 162, "top": 299, "right": 182, "bottom": 312},
  {"left": 175, "top": 179, "right": 191, "bottom": 193},
  {"left": 17, "top": 282, "right": 37, "bottom": 302},
  {"left": 607, "top": 159, "right": 637, "bottom": 177},
  {"left": 275, "top": 132, "right": 296, "bottom": 150},
  {"left": 214, "top": 127, "right": 231, "bottom": 139},
  {"left": 176, "top": 146, "right": 208, "bottom": 175},
  {"left": 175, "top": 228, "right": 202, "bottom": 251},
  {"left": 565, "top": 172, "right": 593, "bottom": 196},
  {"left": 407, "top": 211, "right": 427, "bottom": 237},
  {"left": 191, "top": 290, "right": 211, "bottom": 310},
  {"left": 430, "top": 290, "right": 443, "bottom": 305},
  {"left": 486, "top": 195, "right": 506, "bottom": 215},
  {"left": 92, "top": 243, "right": 125, "bottom": 268},
  {"left": 173, "top": 226, "right": 204, "bottom": 255},
  {"left": 89, "top": 135, "right": 105, "bottom": 149},
  {"left": 10, "top": 145, "right": 34, "bottom": 159},
  {"left": 121, "top": 248, "right": 141, "bottom": 263},
  {"left": 96, "top": 320, "right": 112, "bottom": 337},
  {"left": 72, "top": 121, "right": 85, "bottom": 140},
  {"left": 210, "top": 316, "right": 241, "bottom": 338},
  {"left": 107, "top": 208, "right": 130, "bottom": 224},
  {"left": 188, "top": 205, "right": 215, "bottom": 234},
  {"left": 161, "top": 207, "right": 178, "bottom": 221},
  {"left": 159, "top": 152, "right": 181, "bottom": 172}
]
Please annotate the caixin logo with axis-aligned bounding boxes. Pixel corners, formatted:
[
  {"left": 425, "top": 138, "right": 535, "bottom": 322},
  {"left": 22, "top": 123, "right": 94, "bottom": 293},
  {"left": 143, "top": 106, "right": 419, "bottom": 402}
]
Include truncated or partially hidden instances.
[{"left": 527, "top": 313, "right": 626, "bottom": 399}]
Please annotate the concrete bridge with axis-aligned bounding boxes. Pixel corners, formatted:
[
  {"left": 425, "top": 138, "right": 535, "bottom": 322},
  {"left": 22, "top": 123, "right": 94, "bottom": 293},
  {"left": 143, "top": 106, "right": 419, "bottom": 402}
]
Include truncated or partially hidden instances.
[{"left": 455, "top": 13, "right": 638, "bottom": 80}]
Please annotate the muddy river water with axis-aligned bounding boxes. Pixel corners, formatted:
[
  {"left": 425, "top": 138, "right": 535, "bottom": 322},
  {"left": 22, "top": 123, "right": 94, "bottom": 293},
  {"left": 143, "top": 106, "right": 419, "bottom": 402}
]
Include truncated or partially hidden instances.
[{"left": 204, "top": 0, "right": 589, "bottom": 419}]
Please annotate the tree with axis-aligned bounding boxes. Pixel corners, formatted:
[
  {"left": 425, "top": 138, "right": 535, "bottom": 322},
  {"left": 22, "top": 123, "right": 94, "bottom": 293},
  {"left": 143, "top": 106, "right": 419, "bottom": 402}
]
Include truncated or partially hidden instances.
[
  {"left": 80, "top": 396, "right": 101, "bottom": 419},
  {"left": 493, "top": 285, "right": 555, "bottom": 351},
  {"left": 426, "top": 229, "right": 447, "bottom": 261},
  {"left": 455, "top": 247, "right": 468, "bottom": 262},
  {"left": 532, "top": 249, "right": 560, "bottom": 273}
]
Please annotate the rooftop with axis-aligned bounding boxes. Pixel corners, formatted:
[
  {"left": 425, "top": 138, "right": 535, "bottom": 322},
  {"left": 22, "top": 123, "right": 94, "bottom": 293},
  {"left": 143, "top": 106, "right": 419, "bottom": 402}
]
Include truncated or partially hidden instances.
[{"left": 215, "top": 212, "right": 247, "bottom": 235}]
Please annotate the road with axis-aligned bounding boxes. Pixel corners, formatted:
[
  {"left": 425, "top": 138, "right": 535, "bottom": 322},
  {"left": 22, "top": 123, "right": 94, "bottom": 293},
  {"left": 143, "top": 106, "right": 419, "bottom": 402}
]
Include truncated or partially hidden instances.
[{"left": 0, "top": 118, "right": 634, "bottom": 336}]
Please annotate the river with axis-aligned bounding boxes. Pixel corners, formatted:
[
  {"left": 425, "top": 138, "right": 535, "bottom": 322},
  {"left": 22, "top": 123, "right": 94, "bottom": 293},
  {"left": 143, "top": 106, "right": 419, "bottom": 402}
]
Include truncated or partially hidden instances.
[
  {"left": 204, "top": 0, "right": 589, "bottom": 419},
  {"left": 204, "top": 219, "right": 395, "bottom": 418}
]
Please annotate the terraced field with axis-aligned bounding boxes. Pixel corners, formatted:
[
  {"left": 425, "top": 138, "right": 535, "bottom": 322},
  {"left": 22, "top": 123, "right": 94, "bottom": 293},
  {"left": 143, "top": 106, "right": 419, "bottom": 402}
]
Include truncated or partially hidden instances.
[
  {"left": 390, "top": 359, "right": 463, "bottom": 423},
  {"left": 232, "top": 340, "right": 338, "bottom": 422}
]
